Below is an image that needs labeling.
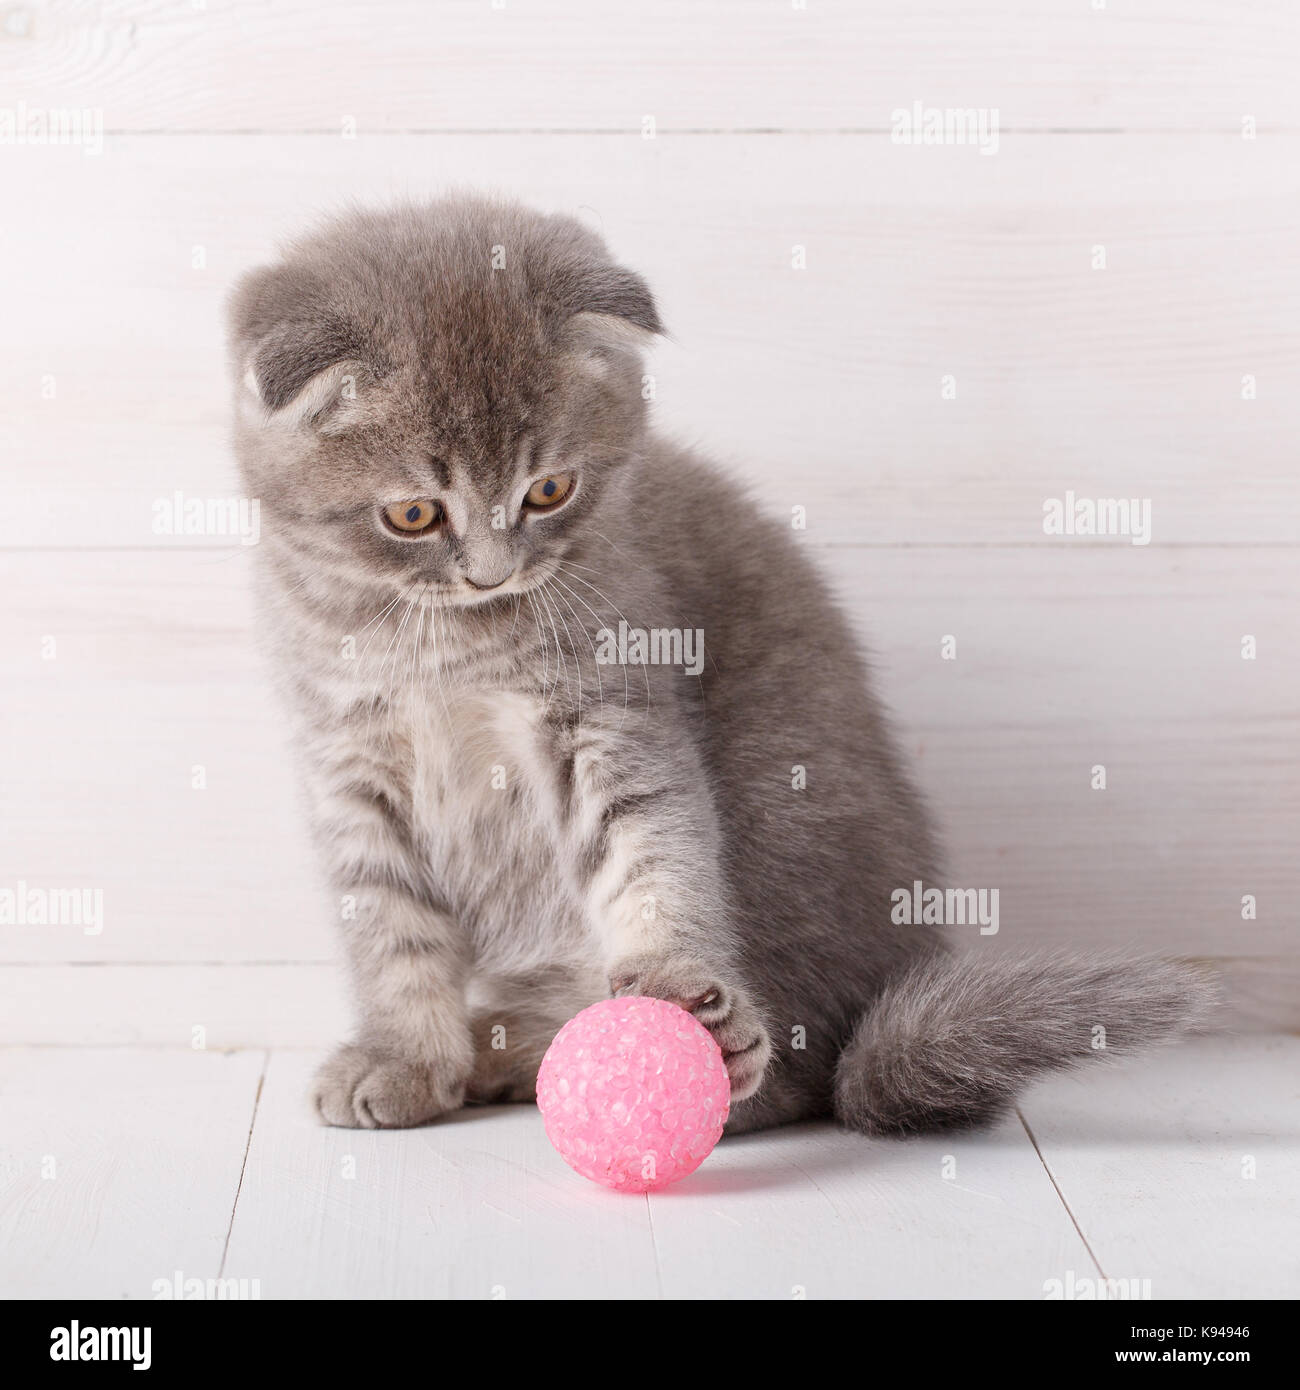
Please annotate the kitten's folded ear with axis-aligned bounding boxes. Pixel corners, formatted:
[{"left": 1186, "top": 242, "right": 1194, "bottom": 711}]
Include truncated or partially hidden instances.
[
  {"left": 536, "top": 217, "right": 665, "bottom": 340},
  {"left": 541, "top": 225, "right": 665, "bottom": 382},
  {"left": 555, "top": 309, "right": 661, "bottom": 386},
  {"left": 552, "top": 261, "right": 663, "bottom": 337},
  {"left": 227, "top": 263, "right": 378, "bottom": 430}
]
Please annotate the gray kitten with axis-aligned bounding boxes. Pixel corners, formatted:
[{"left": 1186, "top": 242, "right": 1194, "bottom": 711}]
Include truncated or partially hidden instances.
[{"left": 228, "top": 197, "right": 1213, "bottom": 1134}]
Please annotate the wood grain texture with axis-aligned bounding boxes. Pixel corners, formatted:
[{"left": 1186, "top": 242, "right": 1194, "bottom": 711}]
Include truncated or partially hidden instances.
[
  {"left": 2, "top": 1037, "right": 1291, "bottom": 1299},
  {"left": 0, "top": 964, "right": 349, "bottom": 1046},
  {"left": 0, "top": 1047, "right": 265, "bottom": 1299},
  {"left": 6, "top": 1, "right": 1298, "bottom": 132},
  {"left": 1, "top": 7, "right": 1295, "bottom": 1032},
  {"left": 222, "top": 1050, "right": 1083, "bottom": 1299},
  {"left": 647, "top": 1112, "right": 1088, "bottom": 1299},
  {"left": 1, "top": 133, "right": 1297, "bottom": 547},
  {"left": 1020, "top": 1035, "right": 1300, "bottom": 1299},
  {"left": 222, "top": 1050, "right": 661, "bottom": 1299},
  {"left": 1, "top": 549, "right": 1294, "bottom": 968}
]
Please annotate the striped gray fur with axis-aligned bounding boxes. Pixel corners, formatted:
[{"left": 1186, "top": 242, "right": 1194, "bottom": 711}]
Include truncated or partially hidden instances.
[{"left": 228, "top": 197, "right": 1214, "bottom": 1133}]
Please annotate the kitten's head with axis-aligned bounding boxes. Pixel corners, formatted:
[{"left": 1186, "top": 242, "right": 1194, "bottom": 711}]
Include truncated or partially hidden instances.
[{"left": 227, "top": 197, "right": 661, "bottom": 604}]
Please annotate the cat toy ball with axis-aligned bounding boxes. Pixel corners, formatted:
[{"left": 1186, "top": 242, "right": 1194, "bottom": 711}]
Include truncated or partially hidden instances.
[{"left": 536, "top": 996, "right": 730, "bottom": 1192}]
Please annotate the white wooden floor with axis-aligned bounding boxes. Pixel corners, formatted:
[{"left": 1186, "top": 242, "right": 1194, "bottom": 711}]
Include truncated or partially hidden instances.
[{"left": 2, "top": 1035, "right": 1295, "bottom": 1300}]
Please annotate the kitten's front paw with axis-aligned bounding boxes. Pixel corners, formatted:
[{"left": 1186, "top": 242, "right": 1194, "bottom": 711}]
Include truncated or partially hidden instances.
[
  {"left": 311, "top": 1044, "right": 466, "bottom": 1129},
  {"left": 609, "top": 955, "right": 772, "bottom": 1101}
]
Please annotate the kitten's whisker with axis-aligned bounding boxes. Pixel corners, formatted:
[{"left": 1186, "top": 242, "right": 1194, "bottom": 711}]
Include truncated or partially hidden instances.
[
  {"left": 525, "top": 589, "right": 556, "bottom": 717},
  {"left": 430, "top": 599, "right": 454, "bottom": 724},
  {"left": 356, "top": 587, "right": 408, "bottom": 637},
  {"left": 409, "top": 593, "right": 427, "bottom": 704},
  {"left": 547, "top": 572, "right": 611, "bottom": 729},
  {"left": 540, "top": 577, "right": 583, "bottom": 726},
  {"left": 524, "top": 591, "right": 551, "bottom": 711},
  {"left": 274, "top": 569, "right": 320, "bottom": 601},
  {"left": 368, "top": 590, "right": 417, "bottom": 748},
  {"left": 535, "top": 580, "right": 574, "bottom": 716},
  {"left": 414, "top": 594, "right": 434, "bottom": 728},
  {"left": 548, "top": 575, "right": 605, "bottom": 726},
  {"left": 355, "top": 588, "right": 409, "bottom": 664},
  {"left": 392, "top": 594, "right": 422, "bottom": 737},
  {"left": 414, "top": 587, "right": 453, "bottom": 726},
  {"left": 355, "top": 584, "right": 415, "bottom": 748},
  {"left": 588, "top": 528, "right": 640, "bottom": 568},
  {"left": 554, "top": 563, "right": 651, "bottom": 725},
  {"left": 561, "top": 547, "right": 653, "bottom": 580}
]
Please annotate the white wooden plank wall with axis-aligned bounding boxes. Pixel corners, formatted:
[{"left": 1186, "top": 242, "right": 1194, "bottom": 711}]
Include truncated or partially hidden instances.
[{"left": 0, "top": 3, "right": 1296, "bottom": 1038}]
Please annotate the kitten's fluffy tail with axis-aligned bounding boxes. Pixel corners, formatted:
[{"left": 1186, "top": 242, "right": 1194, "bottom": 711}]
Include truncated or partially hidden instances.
[{"left": 833, "top": 952, "right": 1218, "bottom": 1135}]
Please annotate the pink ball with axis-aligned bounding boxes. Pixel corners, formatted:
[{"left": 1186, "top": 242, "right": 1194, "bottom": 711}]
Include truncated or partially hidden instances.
[{"left": 536, "top": 996, "right": 731, "bottom": 1192}]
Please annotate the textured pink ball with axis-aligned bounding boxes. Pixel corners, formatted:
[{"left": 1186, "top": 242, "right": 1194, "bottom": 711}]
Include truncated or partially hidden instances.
[{"left": 536, "top": 997, "right": 731, "bottom": 1192}]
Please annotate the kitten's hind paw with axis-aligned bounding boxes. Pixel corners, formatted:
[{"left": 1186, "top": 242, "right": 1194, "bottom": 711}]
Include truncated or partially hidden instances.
[
  {"left": 609, "top": 955, "right": 772, "bottom": 1101},
  {"left": 311, "top": 1044, "right": 465, "bottom": 1129}
]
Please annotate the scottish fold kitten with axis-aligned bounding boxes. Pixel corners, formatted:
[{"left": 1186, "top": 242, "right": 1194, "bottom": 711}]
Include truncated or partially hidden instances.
[{"left": 228, "top": 198, "right": 1211, "bottom": 1133}]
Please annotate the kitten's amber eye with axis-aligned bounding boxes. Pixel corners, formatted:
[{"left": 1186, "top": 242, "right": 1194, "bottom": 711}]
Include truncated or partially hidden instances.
[
  {"left": 383, "top": 500, "right": 441, "bottom": 535},
  {"left": 523, "top": 473, "right": 573, "bottom": 510}
]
